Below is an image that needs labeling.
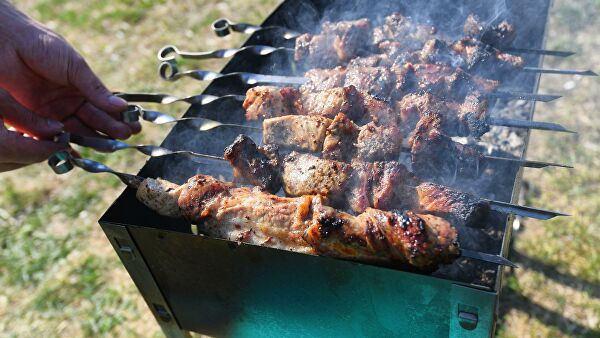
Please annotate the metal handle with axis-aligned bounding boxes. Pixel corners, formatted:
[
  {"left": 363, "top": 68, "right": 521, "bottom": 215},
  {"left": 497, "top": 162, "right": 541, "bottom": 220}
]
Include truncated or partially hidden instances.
[
  {"left": 158, "top": 44, "right": 293, "bottom": 61},
  {"left": 158, "top": 60, "right": 306, "bottom": 85},
  {"left": 48, "top": 151, "right": 144, "bottom": 188},
  {"left": 121, "top": 105, "right": 260, "bottom": 132},
  {"left": 114, "top": 92, "right": 245, "bottom": 106},
  {"left": 211, "top": 18, "right": 300, "bottom": 39}
]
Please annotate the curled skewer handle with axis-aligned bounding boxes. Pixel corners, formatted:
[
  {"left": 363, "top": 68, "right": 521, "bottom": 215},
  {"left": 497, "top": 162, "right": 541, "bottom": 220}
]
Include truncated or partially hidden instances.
[
  {"left": 158, "top": 61, "right": 306, "bottom": 85},
  {"left": 48, "top": 151, "right": 143, "bottom": 188},
  {"left": 158, "top": 44, "right": 293, "bottom": 61},
  {"left": 114, "top": 92, "right": 245, "bottom": 106},
  {"left": 211, "top": 18, "right": 300, "bottom": 39}
]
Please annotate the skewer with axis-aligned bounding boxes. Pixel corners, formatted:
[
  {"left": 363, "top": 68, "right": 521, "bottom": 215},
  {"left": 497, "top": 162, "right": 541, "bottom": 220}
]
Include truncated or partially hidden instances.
[
  {"left": 114, "top": 92, "right": 245, "bottom": 105},
  {"left": 157, "top": 45, "right": 592, "bottom": 76},
  {"left": 121, "top": 105, "right": 261, "bottom": 131},
  {"left": 159, "top": 61, "right": 305, "bottom": 85},
  {"left": 486, "top": 199, "right": 570, "bottom": 219},
  {"left": 210, "top": 18, "right": 574, "bottom": 58},
  {"left": 60, "top": 130, "right": 567, "bottom": 223},
  {"left": 158, "top": 45, "right": 294, "bottom": 62},
  {"left": 487, "top": 117, "right": 576, "bottom": 133},
  {"left": 45, "top": 150, "right": 519, "bottom": 268},
  {"left": 47, "top": 150, "right": 144, "bottom": 188},
  {"left": 158, "top": 63, "right": 560, "bottom": 103}
]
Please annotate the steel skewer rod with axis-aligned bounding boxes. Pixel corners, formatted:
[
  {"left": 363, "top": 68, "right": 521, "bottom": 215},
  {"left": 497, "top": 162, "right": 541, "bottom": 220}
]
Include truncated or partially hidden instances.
[
  {"left": 157, "top": 44, "right": 585, "bottom": 76},
  {"left": 159, "top": 63, "right": 560, "bottom": 102},
  {"left": 115, "top": 92, "right": 245, "bottom": 106},
  {"left": 48, "top": 151, "right": 144, "bottom": 188},
  {"left": 210, "top": 18, "right": 574, "bottom": 57},
  {"left": 460, "top": 249, "right": 517, "bottom": 267},
  {"left": 158, "top": 45, "right": 294, "bottom": 62},
  {"left": 121, "top": 105, "right": 261, "bottom": 131}
]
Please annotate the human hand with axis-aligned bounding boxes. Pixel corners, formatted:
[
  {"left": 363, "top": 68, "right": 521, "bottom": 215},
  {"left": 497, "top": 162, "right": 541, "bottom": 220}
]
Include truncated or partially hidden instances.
[
  {"left": 0, "top": 1, "right": 141, "bottom": 171},
  {"left": 0, "top": 87, "right": 67, "bottom": 172}
]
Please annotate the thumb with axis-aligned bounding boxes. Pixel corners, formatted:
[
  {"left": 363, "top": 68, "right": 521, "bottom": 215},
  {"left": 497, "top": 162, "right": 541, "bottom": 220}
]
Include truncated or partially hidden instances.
[
  {"left": 0, "top": 123, "right": 67, "bottom": 164},
  {"left": 0, "top": 88, "right": 63, "bottom": 138}
]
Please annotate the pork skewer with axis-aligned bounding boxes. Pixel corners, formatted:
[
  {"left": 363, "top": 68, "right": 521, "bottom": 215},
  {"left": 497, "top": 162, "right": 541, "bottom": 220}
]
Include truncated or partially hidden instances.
[
  {"left": 223, "top": 135, "right": 567, "bottom": 226},
  {"left": 55, "top": 132, "right": 563, "bottom": 224},
  {"left": 158, "top": 61, "right": 561, "bottom": 103},
  {"left": 47, "top": 151, "right": 516, "bottom": 270},
  {"left": 209, "top": 15, "right": 573, "bottom": 57},
  {"left": 244, "top": 85, "right": 574, "bottom": 136}
]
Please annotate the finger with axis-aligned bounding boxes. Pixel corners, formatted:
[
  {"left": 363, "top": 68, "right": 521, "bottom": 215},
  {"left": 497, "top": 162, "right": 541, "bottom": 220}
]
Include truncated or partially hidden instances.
[
  {"left": 0, "top": 163, "right": 26, "bottom": 172},
  {"left": 62, "top": 116, "right": 103, "bottom": 137},
  {"left": 0, "top": 88, "right": 63, "bottom": 138},
  {"left": 19, "top": 33, "right": 127, "bottom": 114},
  {"left": 0, "top": 126, "right": 67, "bottom": 164},
  {"left": 76, "top": 102, "right": 133, "bottom": 139},
  {"left": 66, "top": 52, "right": 127, "bottom": 114}
]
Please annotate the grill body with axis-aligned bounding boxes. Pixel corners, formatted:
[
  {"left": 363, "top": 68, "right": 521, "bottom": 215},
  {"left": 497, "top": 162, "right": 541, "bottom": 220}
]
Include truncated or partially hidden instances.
[{"left": 99, "top": 0, "right": 552, "bottom": 336}]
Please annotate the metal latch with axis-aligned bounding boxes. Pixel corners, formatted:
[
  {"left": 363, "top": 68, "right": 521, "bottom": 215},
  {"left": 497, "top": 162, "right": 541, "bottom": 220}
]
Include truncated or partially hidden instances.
[
  {"left": 114, "top": 237, "right": 135, "bottom": 260},
  {"left": 153, "top": 303, "right": 172, "bottom": 322},
  {"left": 458, "top": 304, "right": 479, "bottom": 330}
]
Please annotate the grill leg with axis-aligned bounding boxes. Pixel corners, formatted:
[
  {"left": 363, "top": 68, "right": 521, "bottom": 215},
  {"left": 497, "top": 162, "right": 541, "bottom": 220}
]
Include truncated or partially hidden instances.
[{"left": 100, "top": 222, "right": 191, "bottom": 338}]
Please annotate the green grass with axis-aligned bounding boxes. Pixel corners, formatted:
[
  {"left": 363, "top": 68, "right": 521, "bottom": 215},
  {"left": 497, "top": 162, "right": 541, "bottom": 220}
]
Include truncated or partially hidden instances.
[{"left": 1, "top": 0, "right": 598, "bottom": 337}]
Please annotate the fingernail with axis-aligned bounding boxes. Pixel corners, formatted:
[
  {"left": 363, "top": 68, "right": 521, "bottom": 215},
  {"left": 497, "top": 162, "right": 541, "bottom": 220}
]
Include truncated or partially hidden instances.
[
  {"left": 47, "top": 119, "right": 64, "bottom": 130},
  {"left": 108, "top": 95, "right": 127, "bottom": 108}
]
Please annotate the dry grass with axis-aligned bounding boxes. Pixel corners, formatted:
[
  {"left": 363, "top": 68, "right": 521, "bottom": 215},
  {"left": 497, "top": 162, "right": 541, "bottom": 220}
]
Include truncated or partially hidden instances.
[{"left": 0, "top": 0, "right": 598, "bottom": 337}]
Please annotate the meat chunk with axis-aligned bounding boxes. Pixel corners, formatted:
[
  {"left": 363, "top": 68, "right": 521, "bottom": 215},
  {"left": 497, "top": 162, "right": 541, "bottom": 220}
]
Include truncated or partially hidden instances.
[
  {"left": 282, "top": 152, "right": 352, "bottom": 206},
  {"left": 463, "top": 14, "right": 516, "bottom": 47},
  {"left": 224, "top": 134, "right": 282, "bottom": 193},
  {"left": 409, "top": 112, "right": 484, "bottom": 179},
  {"left": 302, "top": 66, "right": 347, "bottom": 93},
  {"left": 298, "top": 85, "right": 366, "bottom": 121},
  {"left": 322, "top": 113, "right": 360, "bottom": 161},
  {"left": 263, "top": 115, "right": 332, "bottom": 153},
  {"left": 243, "top": 86, "right": 300, "bottom": 120},
  {"left": 295, "top": 19, "right": 371, "bottom": 67},
  {"left": 355, "top": 122, "right": 402, "bottom": 162},
  {"left": 415, "top": 182, "right": 490, "bottom": 228},
  {"left": 345, "top": 65, "right": 395, "bottom": 98}
]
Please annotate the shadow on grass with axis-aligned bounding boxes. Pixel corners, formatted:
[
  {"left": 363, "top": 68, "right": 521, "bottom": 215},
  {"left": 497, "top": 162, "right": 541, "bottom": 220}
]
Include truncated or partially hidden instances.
[{"left": 499, "top": 248, "right": 600, "bottom": 337}]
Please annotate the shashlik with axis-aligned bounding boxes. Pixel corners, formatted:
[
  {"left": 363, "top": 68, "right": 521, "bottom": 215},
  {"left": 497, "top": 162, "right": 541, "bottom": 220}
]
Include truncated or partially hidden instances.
[
  {"left": 295, "top": 12, "right": 524, "bottom": 76},
  {"left": 223, "top": 135, "right": 490, "bottom": 228},
  {"left": 135, "top": 172, "right": 460, "bottom": 270},
  {"left": 301, "top": 63, "right": 500, "bottom": 102},
  {"left": 244, "top": 85, "right": 490, "bottom": 138}
]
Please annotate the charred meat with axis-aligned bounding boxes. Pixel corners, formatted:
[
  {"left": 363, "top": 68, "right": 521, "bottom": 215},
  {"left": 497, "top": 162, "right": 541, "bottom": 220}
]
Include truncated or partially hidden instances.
[{"left": 136, "top": 174, "right": 460, "bottom": 270}]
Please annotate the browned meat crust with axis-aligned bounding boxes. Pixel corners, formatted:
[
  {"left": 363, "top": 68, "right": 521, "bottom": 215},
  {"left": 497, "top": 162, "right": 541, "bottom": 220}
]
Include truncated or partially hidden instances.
[
  {"left": 138, "top": 174, "right": 460, "bottom": 270},
  {"left": 224, "top": 134, "right": 282, "bottom": 193}
]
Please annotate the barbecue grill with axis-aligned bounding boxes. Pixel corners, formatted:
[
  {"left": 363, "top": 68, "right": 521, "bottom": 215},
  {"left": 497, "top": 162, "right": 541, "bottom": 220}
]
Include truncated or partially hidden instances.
[{"left": 97, "top": 0, "right": 558, "bottom": 336}]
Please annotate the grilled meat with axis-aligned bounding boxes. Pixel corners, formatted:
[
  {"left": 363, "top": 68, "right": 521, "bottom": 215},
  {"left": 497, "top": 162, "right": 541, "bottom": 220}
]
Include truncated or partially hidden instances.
[
  {"left": 136, "top": 174, "right": 460, "bottom": 270},
  {"left": 463, "top": 14, "right": 516, "bottom": 47},
  {"left": 247, "top": 85, "right": 491, "bottom": 138},
  {"left": 224, "top": 136, "right": 491, "bottom": 228},
  {"left": 397, "top": 91, "right": 490, "bottom": 137},
  {"left": 302, "top": 63, "right": 499, "bottom": 101},
  {"left": 245, "top": 85, "right": 388, "bottom": 124},
  {"left": 295, "top": 18, "right": 371, "bottom": 68},
  {"left": 294, "top": 12, "right": 522, "bottom": 76},
  {"left": 262, "top": 115, "right": 332, "bottom": 153},
  {"left": 224, "top": 134, "right": 281, "bottom": 193},
  {"left": 262, "top": 114, "right": 403, "bottom": 162},
  {"left": 409, "top": 112, "right": 484, "bottom": 179}
]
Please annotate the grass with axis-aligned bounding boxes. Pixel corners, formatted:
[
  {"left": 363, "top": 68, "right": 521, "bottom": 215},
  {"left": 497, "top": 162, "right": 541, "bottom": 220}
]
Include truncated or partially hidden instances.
[{"left": 0, "top": 0, "right": 598, "bottom": 337}]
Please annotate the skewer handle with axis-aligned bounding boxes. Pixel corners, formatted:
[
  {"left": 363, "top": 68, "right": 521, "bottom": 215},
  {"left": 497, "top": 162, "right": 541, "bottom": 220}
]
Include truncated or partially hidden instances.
[
  {"left": 211, "top": 18, "right": 300, "bottom": 39},
  {"left": 114, "top": 92, "right": 245, "bottom": 106},
  {"left": 48, "top": 151, "right": 143, "bottom": 188}
]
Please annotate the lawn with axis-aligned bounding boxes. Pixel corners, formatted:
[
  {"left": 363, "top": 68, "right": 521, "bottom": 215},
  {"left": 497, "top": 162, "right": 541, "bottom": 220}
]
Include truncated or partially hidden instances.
[{"left": 0, "top": 0, "right": 598, "bottom": 337}]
